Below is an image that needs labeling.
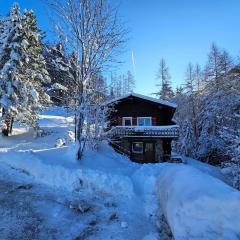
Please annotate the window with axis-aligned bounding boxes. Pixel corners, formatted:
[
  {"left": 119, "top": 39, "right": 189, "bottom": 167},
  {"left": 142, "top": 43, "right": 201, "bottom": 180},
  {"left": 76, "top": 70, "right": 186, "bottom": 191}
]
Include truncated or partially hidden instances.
[
  {"left": 132, "top": 142, "right": 143, "bottom": 153},
  {"left": 122, "top": 117, "right": 132, "bottom": 126},
  {"left": 137, "top": 117, "right": 152, "bottom": 126}
]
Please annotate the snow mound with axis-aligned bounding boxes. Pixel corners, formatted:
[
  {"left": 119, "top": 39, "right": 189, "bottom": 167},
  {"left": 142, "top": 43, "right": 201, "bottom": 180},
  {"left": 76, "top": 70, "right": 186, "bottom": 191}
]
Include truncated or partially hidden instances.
[
  {"left": 0, "top": 149, "right": 134, "bottom": 198},
  {"left": 157, "top": 164, "right": 240, "bottom": 240}
]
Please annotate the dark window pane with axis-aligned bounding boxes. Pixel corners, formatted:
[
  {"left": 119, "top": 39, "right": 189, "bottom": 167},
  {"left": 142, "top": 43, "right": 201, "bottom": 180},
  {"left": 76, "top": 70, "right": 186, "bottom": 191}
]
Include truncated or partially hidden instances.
[
  {"left": 124, "top": 119, "right": 132, "bottom": 126},
  {"left": 132, "top": 142, "right": 143, "bottom": 153}
]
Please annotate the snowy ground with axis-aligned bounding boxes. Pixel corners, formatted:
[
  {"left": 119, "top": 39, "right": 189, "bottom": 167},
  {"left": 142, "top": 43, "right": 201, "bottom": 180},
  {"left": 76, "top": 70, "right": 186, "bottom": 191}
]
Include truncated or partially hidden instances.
[
  {"left": 0, "top": 107, "right": 239, "bottom": 240},
  {"left": 0, "top": 109, "right": 162, "bottom": 240}
]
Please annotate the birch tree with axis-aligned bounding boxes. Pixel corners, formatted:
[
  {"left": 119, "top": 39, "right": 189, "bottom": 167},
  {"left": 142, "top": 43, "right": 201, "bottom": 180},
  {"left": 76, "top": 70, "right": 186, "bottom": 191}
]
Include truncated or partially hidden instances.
[{"left": 49, "top": 0, "right": 126, "bottom": 159}]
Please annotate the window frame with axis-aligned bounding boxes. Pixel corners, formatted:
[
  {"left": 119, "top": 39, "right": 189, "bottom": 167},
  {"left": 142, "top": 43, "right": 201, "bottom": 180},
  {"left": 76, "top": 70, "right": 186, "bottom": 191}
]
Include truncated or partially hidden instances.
[
  {"left": 132, "top": 142, "right": 144, "bottom": 154},
  {"left": 122, "top": 117, "right": 132, "bottom": 126},
  {"left": 137, "top": 117, "right": 152, "bottom": 126}
]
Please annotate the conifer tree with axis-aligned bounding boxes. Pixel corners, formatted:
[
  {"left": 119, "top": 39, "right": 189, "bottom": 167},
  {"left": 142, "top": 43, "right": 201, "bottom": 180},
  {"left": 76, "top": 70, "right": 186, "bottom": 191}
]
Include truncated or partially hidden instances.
[
  {"left": 44, "top": 43, "right": 70, "bottom": 87},
  {"left": 0, "top": 4, "right": 50, "bottom": 135},
  {"left": 154, "top": 58, "right": 174, "bottom": 100},
  {"left": 180, "top": 119, "right": 196, "bottom": 157},
  {"left": 43, "top": 43, "right": 72, "bottom": 105}
]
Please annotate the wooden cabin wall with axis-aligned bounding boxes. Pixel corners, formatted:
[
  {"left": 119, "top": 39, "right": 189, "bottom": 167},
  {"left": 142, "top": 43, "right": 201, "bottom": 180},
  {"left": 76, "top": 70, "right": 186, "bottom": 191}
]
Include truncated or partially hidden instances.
[
  {"left": 155, "top": 139, "right": 164, "bottom": 162},
  {"left": 109, "top": 96, "right": 175, "bottom": 126}
]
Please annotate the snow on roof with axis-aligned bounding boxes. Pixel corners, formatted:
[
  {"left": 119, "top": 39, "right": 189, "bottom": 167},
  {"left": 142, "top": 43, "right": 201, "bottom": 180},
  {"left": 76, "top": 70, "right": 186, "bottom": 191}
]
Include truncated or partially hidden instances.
[{"left": 105, "top": 93, "right": 177, "bottom": 108}]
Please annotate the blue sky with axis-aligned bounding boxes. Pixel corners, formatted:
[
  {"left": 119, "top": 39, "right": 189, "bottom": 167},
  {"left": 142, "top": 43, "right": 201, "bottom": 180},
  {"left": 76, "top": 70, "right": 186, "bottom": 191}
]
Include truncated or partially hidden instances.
[{"left": 1, "top": 0, "right": 240, "bottom": 96}]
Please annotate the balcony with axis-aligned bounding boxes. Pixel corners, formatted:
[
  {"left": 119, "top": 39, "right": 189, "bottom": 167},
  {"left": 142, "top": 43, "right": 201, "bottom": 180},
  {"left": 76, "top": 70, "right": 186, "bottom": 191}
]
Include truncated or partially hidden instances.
[{"left": 107, "top": 125, "right": 179, "bottom": 138}]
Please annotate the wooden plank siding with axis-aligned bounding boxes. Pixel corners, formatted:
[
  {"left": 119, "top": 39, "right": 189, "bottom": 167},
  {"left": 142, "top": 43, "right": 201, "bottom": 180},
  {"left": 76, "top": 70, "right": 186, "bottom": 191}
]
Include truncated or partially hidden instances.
[
  {"left": 107, "top": 94, "right": 178, "bottom": 163},
  {"left": 109, "top": 96, "right": 176, "bottom": 127}
]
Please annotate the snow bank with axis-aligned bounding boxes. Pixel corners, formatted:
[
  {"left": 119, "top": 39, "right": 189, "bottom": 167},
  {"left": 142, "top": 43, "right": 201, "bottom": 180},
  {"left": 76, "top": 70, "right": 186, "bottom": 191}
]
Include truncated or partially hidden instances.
[
  {"left": 183, "top": 156, "right": 229, "bottom": 184},
  {"left": 0, "top": 149, "right": 134, "bottom": 198},
  {"left": 157, "top": 164, "right": 240, "bottom": 240}
]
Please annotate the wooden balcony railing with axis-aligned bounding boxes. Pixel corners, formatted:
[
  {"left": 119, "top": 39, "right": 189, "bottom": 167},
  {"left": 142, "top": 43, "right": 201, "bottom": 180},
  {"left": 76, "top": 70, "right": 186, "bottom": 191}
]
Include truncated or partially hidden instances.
[{"left": 107, "top": 125, "right": 179, "bottom": 138}]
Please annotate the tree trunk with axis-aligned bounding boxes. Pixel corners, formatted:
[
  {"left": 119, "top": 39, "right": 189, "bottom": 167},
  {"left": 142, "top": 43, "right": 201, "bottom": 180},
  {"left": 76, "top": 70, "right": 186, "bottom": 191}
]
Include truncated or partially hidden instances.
[
  {"left": 2, "top": 114, "right": 13, "bottom": 136},
  {"left": 76, "top": 111, "right": 84, "bottom": 160}
]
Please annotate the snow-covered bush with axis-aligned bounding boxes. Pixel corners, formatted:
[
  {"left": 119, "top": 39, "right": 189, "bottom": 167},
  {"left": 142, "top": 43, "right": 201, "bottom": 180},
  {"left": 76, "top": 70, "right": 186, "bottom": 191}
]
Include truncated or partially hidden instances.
[
  {"left": 221, "top": 131, "right": 240, "bottom": 189},
  {"left": 55, "top": 138, "right": 66, "bottom": 147}
]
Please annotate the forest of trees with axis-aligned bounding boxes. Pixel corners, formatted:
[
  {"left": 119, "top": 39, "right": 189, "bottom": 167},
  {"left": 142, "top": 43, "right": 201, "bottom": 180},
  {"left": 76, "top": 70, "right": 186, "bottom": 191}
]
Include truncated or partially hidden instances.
[{"left": 155, "top": 44, "right": 240, "bottom": 189}]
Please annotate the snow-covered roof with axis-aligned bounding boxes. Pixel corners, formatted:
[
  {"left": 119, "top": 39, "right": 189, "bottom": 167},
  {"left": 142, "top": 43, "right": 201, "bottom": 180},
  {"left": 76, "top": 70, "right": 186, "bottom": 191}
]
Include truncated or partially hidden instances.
[{"left": 105, "top": 93, "right": 177, "bottom": 108}]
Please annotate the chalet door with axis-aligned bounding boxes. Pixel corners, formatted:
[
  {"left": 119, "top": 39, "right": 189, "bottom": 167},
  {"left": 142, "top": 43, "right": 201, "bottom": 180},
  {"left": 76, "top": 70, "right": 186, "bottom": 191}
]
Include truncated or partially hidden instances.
[{"left": 144, "top": 143, "right": 155, "bottom": 163}]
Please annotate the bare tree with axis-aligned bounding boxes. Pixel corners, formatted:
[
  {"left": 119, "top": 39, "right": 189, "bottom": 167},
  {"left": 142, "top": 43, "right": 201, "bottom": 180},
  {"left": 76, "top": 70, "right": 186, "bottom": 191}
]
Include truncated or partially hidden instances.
[
  {"left": 184, "top": 63, "right": 198, "bottom": 140},
  {"left": 205, "top": 43, "right": 222, "bottom": 81},
  {"left": 194, "top": 63, "right": 203, "bottom": 92},
  {"left": 220, "top": 50, "right": 233, "bottom": 75},
  {"left": 204, "top": 43, "right": 233, "bottom": 87},
  {"left": 48, "top": 0, "right": 126, "bottom": 159},
  {"left": 185, "top": 63, "right": 195, "bottom": 95}
]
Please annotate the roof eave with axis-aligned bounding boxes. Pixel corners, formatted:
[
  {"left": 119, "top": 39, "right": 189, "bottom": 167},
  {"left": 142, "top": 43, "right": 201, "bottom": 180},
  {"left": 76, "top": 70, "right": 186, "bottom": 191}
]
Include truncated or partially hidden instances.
[{"left": 104, "top": 93, "right": 177, "bottom": 109}]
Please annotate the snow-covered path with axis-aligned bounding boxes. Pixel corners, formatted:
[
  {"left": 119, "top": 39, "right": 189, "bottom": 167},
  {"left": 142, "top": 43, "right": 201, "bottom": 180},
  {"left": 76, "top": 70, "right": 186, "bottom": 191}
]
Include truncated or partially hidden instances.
[
  {"left": 0, "top": 111, "right": 162, "bottom": 240},
  {"left": 0, "top": 162, "right": 152, "bottom": 240}
]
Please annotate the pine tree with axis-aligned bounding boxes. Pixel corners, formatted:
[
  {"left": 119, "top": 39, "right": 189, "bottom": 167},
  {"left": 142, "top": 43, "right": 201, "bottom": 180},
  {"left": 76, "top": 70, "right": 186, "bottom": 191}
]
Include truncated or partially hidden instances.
[
  {"left": 154, "top": 58, "right": 174, "bottom": 100},
  {"left": 180, "top": 119, "right": 196, "bottom": 157},
  {"left": 0, "top": 4, "right": 50, "bottom": 135},
  {"left": 44, "top": 43, "right": 70, "bottom": 86},
  {"left": 43, "top": 43, "right": 72, "bottom": 105}
]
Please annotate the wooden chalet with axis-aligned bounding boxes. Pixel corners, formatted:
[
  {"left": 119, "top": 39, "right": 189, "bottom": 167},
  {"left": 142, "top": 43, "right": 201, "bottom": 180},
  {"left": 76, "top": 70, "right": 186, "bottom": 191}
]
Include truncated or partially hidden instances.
[{"left": 106, "top": 93, "right": 179, "bottom": 163}]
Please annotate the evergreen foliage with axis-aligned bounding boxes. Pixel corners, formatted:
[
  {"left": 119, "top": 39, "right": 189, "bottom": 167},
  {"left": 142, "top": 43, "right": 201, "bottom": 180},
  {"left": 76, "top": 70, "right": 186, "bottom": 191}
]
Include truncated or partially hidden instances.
[
  {"left": 0, "top": 4, "right": 50, "bottom": 134},
  {"left": 153, "top": 58, "right": 174, "bottom": 100}
]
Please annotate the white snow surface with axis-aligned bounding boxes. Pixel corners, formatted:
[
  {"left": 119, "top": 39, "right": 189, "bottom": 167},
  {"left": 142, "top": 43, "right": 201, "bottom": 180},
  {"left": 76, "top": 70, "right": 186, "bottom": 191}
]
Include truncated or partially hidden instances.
[
  {"left": 157, "top": 164, "right": 240, "bottom": 240},
  {"left": 49, "top": 83, "right": 68, "bottom": 91},
  {"left": 0, "top": 107, "right": 239, "bottom": 239},
  {"left": 0, "top": 108, "right": 160, "bottom": 239}
]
